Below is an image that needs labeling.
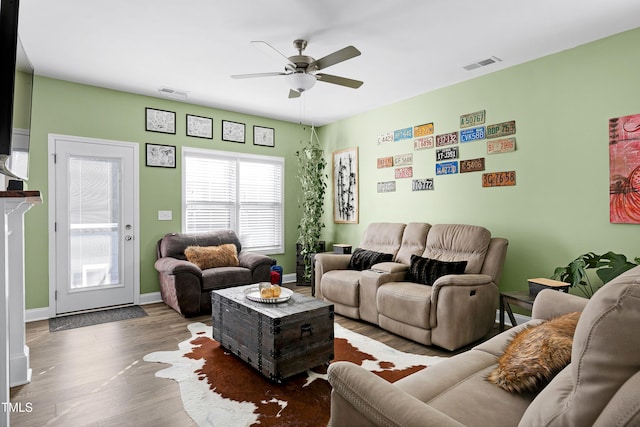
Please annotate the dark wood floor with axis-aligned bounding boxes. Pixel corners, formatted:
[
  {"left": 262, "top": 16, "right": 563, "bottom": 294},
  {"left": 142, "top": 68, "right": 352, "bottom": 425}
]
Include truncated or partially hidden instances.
[{"left": 10, "top": 284, "right": 500, "bottom": 426}]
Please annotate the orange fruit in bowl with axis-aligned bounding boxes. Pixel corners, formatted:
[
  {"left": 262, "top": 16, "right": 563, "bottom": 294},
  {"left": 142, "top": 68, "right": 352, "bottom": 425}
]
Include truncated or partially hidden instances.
[{"left": 260, "top": 286, "right": 273, "bottom": 298}]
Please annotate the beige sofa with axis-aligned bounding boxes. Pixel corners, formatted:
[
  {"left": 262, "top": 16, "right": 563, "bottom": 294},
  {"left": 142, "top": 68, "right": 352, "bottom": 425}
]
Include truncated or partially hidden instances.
[
  {"left": 315, "top": 223, "right": 508, "bottom": 350},
  {"left": 327, "top": 265, "right": 640, "bottom": 427}
]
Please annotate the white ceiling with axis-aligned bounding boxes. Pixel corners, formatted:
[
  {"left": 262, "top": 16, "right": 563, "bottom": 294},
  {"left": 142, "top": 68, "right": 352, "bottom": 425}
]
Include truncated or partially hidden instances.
[{"left": 17, "top": 0, "right": 640, "bottom": 126}]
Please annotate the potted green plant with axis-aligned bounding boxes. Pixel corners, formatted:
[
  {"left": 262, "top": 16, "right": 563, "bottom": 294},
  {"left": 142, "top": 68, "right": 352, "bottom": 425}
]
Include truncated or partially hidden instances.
[
  {"left": 551, "top": 251, "right": 639, "bottom": 298},
  {"left": 295, "top": 126, "right": 327, "bottom": 283}
]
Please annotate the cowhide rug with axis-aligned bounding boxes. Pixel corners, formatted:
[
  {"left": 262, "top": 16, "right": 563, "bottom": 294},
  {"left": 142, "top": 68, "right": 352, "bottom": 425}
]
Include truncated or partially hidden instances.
[{"left": 144, "top": 322, "right": 444, "bottom": 427}]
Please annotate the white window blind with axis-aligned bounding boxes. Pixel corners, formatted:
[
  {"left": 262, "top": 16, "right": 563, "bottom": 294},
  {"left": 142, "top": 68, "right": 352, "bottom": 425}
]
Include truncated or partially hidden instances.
[{"left": 183, "top": 147, "right": 284, "bottom": 254}]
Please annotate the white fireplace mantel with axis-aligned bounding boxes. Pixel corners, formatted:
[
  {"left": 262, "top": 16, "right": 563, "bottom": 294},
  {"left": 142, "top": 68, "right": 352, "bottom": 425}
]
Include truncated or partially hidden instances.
[{"left": 1, "top": 191, "right": 41, "bottom": 427}]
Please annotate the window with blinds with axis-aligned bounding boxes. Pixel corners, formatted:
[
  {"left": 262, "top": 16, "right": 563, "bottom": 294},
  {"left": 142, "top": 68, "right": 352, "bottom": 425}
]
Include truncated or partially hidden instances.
[{"left": 183, "top": 147, "right": 284, "bottom": 254}]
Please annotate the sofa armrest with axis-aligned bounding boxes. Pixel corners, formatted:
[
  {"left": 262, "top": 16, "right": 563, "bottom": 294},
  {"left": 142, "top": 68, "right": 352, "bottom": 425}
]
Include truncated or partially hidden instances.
[
  {"left": 154, "top": 257, "right": 202, "bottom": 278},
  {"left": 315, "top": 253, "right": 352, "bottom": 299},
  {"left": 328, "top": 361, "right": 464, "bottom": 427},
  {"left": 237, "top": 251, "right": 273, "bottom": 271},
  {"left": 531, "top": 289, "right": 588, "bottom": 320},
  {"left": 315, "top": 253, "right": 352, "bottom": 272},
  {"left": 370, "top": 262, "right": 409, "bottom": 274},
  {"left": 432, "top": 273, "right": 493, "bottom": 289}
]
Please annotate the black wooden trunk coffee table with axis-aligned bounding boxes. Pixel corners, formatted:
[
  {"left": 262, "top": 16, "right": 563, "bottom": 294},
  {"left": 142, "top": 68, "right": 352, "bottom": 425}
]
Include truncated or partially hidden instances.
[{"left": 211, "top": 284, "right": 334, "bottom": 382}]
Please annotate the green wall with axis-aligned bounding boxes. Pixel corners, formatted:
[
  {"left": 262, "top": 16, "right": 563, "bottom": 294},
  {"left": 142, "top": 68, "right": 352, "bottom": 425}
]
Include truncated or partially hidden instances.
[
  {"left": 25, "top": 79, "right": 307, "bottom": 309},
  {"left": 22, "top": 27, "right": 640, "bottom": 310},
  {"left": 317, "top": 27, "right": 640, "bottom": 293}
]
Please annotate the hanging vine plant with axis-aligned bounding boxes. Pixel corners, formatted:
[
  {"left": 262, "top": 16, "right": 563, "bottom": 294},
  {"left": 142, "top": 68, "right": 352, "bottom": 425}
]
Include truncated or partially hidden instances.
[{"left": 296, "top": 126, "right": 327, "bottom": 282}]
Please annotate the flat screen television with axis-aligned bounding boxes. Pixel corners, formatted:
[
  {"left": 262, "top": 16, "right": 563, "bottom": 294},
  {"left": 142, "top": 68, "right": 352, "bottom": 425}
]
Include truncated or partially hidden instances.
[{"left": 0, "top": 0, "right": 33, "bottom": 182}]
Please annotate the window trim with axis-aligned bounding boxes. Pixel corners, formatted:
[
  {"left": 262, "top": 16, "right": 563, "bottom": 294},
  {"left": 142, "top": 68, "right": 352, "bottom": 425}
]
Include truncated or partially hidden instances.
[{"left": 181, "top": 146, "right": 285, "bottom": 254}]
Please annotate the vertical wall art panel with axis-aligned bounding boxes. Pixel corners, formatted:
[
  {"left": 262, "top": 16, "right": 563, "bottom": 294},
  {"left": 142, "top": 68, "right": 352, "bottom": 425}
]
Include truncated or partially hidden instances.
[
  {"left": 333, "top": 147, "right": 359, "bottom": 223},
  {"left": 609, "top": 113, "right": 640, "bottom": 224}
]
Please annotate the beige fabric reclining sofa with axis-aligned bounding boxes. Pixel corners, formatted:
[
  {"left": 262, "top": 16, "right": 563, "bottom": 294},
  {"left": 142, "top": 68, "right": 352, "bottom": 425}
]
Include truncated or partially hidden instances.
[
  {"left": 315, "top": 223, "right": 508, "bottom": 351},
  {"left": 327, "top": 265, "right": 640, "bottom": 427}
]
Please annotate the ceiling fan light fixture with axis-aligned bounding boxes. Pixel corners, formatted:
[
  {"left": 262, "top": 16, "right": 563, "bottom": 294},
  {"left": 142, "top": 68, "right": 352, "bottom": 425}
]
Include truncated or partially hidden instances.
[{"left": 286, "top": 72, "right": 316, "bottom": 93}]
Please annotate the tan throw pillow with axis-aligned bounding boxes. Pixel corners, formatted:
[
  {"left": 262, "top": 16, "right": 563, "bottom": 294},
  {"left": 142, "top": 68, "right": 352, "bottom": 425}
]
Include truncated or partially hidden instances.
[
  {"left": 486, "top": 311, "right": 581, "bottom": 393},
  {"left": 184, "top": 244, "right": 239, "bottom": 270}
]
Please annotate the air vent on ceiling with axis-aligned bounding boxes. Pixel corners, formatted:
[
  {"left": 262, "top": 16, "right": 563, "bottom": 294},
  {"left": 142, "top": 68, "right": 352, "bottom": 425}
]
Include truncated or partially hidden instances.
[
  {"left": 463, "top": 56, "right": 502, "bottom": 71},
  {"left": 158, "top": 87, "right": 189, "bottom": 100}
]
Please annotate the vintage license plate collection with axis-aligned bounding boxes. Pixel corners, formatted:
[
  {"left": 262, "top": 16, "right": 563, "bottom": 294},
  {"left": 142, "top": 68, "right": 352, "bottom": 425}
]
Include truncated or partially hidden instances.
[{"left": 377, "top": 112, "right": 516, "bottom": 190}]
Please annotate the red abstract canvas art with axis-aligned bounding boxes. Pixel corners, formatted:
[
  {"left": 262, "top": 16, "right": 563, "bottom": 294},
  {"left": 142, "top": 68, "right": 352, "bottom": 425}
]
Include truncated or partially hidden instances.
[{"left": 609, "top": 114, "right": 640, "bottom": 224}]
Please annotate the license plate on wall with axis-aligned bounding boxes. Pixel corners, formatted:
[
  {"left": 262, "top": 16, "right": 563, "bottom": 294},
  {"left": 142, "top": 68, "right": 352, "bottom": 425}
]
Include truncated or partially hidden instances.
[
  {"left": 395, "top": 166, "right": 413, "bottom": 179},
  {"left": 482, "top": 171, "right": 516, "bottom": 187},
  {"left": 377, "top": 181, "right": 396, "bottom": 192},
  {"left": 460, "top": 110, "right": 486, "bottom": 128},
  {"left": 486, "top": 121, "right": 516, "bottom": 139},
  {"left": 436, "top": 132, "right": 458, "bottom": 147},
  {"left": 460, "top": 126, "right": 485, "bottom": 142},
  {"left": 412, "top": 178, "right": 434, "bottom": 191},
  {"left": 460, "top": 158, "right": 485, "bottom": 173},
  {"left": 414, "top": 136, "right": 434, "bottom": 150},
  {"left": 436, "top": 146, "right": 458, "bottom": 161},
  {"left": 414, "top": 123, "right": 434, "bottom": 137},
  {"left": 487, "top": 137, "right": 516, "bottom": 154},
  {"left": 436, "top": 161, "right": 458, "bottom": 175}
]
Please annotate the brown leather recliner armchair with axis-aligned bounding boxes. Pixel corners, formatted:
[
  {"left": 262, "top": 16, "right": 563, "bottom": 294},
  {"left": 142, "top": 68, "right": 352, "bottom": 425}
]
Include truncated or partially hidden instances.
[{"left": 154, "top": 230, "right": 274, "bottom": 317}]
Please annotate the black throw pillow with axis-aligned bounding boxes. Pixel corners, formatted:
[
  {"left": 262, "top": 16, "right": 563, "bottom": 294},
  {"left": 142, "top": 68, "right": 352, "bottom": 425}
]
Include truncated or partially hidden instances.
[
  {"left": 347, "top": 248, "right": 393, "bottom": 271},
  {"left": 407, "top": 255, "right": 467, "bottom": 286}
]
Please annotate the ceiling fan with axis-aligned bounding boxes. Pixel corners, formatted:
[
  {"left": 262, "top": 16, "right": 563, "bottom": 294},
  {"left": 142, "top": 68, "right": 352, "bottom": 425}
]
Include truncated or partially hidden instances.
[{"left": 231, "top": 39, "right": 363, "bottom": 98}]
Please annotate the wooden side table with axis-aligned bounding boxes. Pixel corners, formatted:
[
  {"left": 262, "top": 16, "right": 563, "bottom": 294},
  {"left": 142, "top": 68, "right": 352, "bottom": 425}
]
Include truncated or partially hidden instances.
[{"left": 499, "top": 291, "right": 535, "bottom": 332}]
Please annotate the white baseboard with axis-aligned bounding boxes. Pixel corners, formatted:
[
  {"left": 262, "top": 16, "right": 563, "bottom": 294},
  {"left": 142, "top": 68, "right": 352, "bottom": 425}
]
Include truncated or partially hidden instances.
[
  {"left": 139, "top": 292, "right": 162, "bottom": 305},
  {"left": 282, "top": 273, "right": 296, "bottom": 284},
  {"left": 25, "top": 307, "right": 52, "bottom": 323}
]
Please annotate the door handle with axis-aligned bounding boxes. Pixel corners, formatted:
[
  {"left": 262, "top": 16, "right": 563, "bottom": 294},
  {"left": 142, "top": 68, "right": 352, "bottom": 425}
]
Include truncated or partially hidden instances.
[{"left": 125, "top": 235, "right": 133, "bottom": 241}]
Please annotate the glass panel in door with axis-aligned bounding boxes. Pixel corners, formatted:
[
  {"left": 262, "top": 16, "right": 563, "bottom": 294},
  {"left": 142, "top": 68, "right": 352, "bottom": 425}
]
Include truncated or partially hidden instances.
[{"left": 68, "top": 156, "right": 121, "bottom": 290}]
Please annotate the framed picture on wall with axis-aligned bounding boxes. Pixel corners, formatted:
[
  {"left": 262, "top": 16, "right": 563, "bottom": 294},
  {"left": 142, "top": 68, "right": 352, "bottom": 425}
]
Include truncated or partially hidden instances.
[
  {"left": 145, "top": 143, "right": 176, "bottom": 168},
  {"left": 222, "top": 120, "right": 245, "bottom": 143},
  {"left": 145, "top": 108, "right": 176, "bottom": 134},
  {"left": 333, "top": 147, "right": 359, "bottom": 223},
  {"left": 253, "top": 126, "right": 275, "bottom": 147},
  {"left": 186, "top": 114, "right": 213, "bottom": 139}
]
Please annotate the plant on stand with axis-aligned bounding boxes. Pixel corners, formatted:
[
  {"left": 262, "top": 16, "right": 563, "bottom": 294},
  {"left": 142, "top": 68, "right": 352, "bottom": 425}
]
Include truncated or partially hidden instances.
[
  {"left": 296, "top": 126, "right": 327, "bottom": 283},
  {"left": 551, "top": 251, "right": 639, "bottom": 298}
]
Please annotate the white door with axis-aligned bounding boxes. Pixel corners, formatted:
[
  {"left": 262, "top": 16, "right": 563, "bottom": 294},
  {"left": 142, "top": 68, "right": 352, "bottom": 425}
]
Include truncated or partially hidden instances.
[{"left": 50, "top": 135, "right": 139, "bottom": 314}]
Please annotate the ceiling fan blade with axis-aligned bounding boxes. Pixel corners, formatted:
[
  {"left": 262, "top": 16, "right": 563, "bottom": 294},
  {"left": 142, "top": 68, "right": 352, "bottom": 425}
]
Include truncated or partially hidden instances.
[
  {"left": 288, "top": 89, "right": 301, "bottom": 99},
  {"left": 316, "top": 73, "right": 363, "bottom": 89},
  {"left": 309, "top": 46, "right": 361, "bottom": 71},
  {"left": 251, "top": 41, "right": 296, "bottom": 68},
  {"left": 231, "top": 72, "right": 287, "bottom": 79}
]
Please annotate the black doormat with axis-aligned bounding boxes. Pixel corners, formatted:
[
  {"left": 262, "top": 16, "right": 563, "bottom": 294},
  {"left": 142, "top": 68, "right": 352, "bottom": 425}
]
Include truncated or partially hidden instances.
[{"left": 49, "top": 305, "right": 148, "bottom": 332}]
